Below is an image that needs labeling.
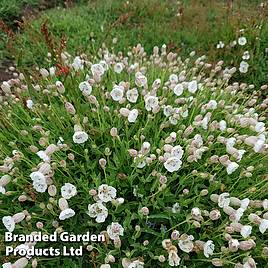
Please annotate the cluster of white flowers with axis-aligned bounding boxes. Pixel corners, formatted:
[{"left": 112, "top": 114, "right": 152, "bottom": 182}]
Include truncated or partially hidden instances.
[
  {"left": 88, "top": 184, "right": 122, "bottom": 223},
  {"left": 1, "top": 42, "right": 268, "bottom": 267}
]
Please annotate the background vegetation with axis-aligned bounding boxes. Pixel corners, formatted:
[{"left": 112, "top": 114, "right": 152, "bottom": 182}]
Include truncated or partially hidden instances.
[{"left": 1, "top": 0, "right": 268, "bottom": 84}]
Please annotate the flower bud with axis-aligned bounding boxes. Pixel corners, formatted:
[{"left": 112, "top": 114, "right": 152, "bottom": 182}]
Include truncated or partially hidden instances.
[
  {"left": 32, "top": 258, "right": 38, "bottom": 268},
  {"left": 211, "top": 258, "right": 224, "bottom": 267},
  {"left": 13, "top": 212, "right": 25, "bottom": 223},
  {"left": 89, "top": 189, "right": 97, "bottom": 196},
  {"left": 128, "top": 149, "right": 138, "bottom": 157},
  {"left": 239, "top": 239, "right": 255, "bottom": 251},
  {"left": 0, "top": 175, "right": 11, "bottom": 187},
  {"left": 39, "top": 163, "right": 51, "bottom": 174},
  {"left": 171, "top": 230, "right": 180, "bottom": 240},
  {"left": 114, "top": 238, "right": 121, "bottom": 248},
  {"left": 45, "top": 144, "right": 58, "bottom": 155},
  {"left": 140, "top": 207, "right": 149, "bottom": 216},
  {"left": 210, "top": 194, "right": 219, "bottom": 203},
  {"left": 59, "top": 198, "right": 69, "bottom": 211},
  {"left": 36, "top": 222, "right": 43, "bottom": 229},
  {"left": 1, "top": 81, "right": 11, "bottom": 93},
  {"left": 13, "top": 257, "right": 28, "bottom": 268},
  {"left": 158, "top": 255, "right": 166, "bottom": 262},
  {"left": 110, "top": 127, "right": 118, "bottom": 137},
  {"left": 99, "top": 158, "right": 107, "bottom": 169},
  {"left": 65, "top": 102, "right": 76, "bottom": 114},
  {"left": 18, "top": 195, "right": 27, "bottom": 202},
  {"left": 209, "top": 210, "right": 221, "bottom": 220},
  {"left": 262, "top": 247, "right": 268, "bottom": 256},
  {"left": 48, "top": 185, "right": 57, "bottom": 197}
]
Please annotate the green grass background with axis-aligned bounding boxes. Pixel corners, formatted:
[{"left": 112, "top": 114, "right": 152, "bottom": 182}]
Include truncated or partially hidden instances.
[{"left": 0, "top": 0, "right": 268, "bottom": 86}]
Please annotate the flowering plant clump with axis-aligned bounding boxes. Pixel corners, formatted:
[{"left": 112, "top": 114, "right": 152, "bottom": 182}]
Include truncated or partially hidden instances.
[{"left": 1, "top": 43, "right": 268, "bottom": 267}]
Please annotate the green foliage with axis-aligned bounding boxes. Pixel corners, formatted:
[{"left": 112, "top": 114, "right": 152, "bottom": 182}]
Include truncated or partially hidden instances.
[
  {"left": 0, "top": 46, "right": 268, "bottom": 267},
  {"left": 1, "top": 0, "right": 267, "bottom": 87}
]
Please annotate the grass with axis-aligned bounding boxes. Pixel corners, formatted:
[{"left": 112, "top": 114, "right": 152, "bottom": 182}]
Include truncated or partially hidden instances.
[{"left": 1, "top": 0, "right": 268, "bottom": 87}]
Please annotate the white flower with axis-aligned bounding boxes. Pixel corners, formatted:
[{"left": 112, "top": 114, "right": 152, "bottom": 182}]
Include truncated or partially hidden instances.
[
  {"left": 242, "top": 51, "right": 250, "bottom": 60},
  {"left": 263, "top": 199, "right": 268, "bottom": 209},
  {"left": 219, "top": 120, "right": 227, "bottom": 131},
  {"left": 230, "top": 40, "right": 237, "bottom": 47},
  {"left": 36, "top": 151, "right": 50, "bottom": 162},
  {"left": 238, "top": 36, "right": 247, "bottom": 46},
  {"left": 135, "top": 73, "right": 147, "bottom": 87},
  {"left": 255, "top": 122, "right": 265, "bottom": 133},
  {"left": 216, "top": 41, "right": 224, "bottom": 49},
  {"left": 59, "top": 208, "right": 75, "bottom": 220},
  {"left": 144, "top": 95, "right": 159, "bottom": 111},
  {"left": 168, "top": 249, "right": 181, "bottom": 266},
  {"left": 191, "top": 207, "right": 201, "bottom": 219},
  {"left": 141, "top": 141, "right": 151, "bottom": 154},
  {"left": 239, "top": 61, "right": 249, "bottom": 73},
  {"left": 226, "top": 137, "right": 236, "bottom": 148},
  {"left": 134, "top": 155, "right": 146, "bottom": 168},
  {"left": 240, "top": 198, "right": 250, "bottom": 209},
  {"left": 240, "top": 225, "right": 252, "bottom": 238},
  {"left": 207, "top": 100, "right": 217, "bottom": 110},
  {"left": 1, "top": 81, "right": 11, "bottom": 93},
  {"left": 227, "top": 161, "right": 239, "bottom": 174},
  {"left": 169, "top": 74, "right": 178, "bottom": 84},
  {"left": 204, "top": 240, "right": 215, "bottom": 258},
  {"left": 111, "top": 85, "right": 124, "bottom": 101},
  {"left": 114, "top": 63, "right": 124, "bottom": 73},
  {"left": 126, "top": 88, "right": 139, "bottom": 103},
  {"left": 152, "top": 78, "right": 161, "bottom": 90},
  {"left": 100, "top": 60, "right": 108, "bottom": 71},
  {"left": 12, "top": 257, "right": 28, "bottom": 268},
  {"left": 30, "top": 171, "right": 46, "bottom": 184},
  {"left": 30, "top": 171, "right": 47, "bottom": 193},
  {"left": 107, "top": 222, "right": 124, "bottom": 240},
  {"left": 171, "top": 145, "right": 184, "bottom": 159},
  {"left": 26, "top": 100, "right": 34, "bottom": 109},
  {"left": 259, "top": 219, "right": 268, "bottom": 234},
  {"left": 254, "top": 136, "right": 265, "bottom": 152},
  {"left": 49, "top": 67, "right": 56, "bottom": 76},
  {"left": 163, "top": 105, "right": 173, "bottom": 117},
  {"left": 91, "top": 63, "right": 105, "bottom": 77},
  {"left": 100, "top": 265, "right": 111, "bottom": 268},
  {"left": 40, "top": 68, "right": 49, "bottom": 78},
  {"left": 178, "top": 235, "right": 194, "bottom": 253},
  {"left": 61, "top": 183, "right": 77, "bottom": 199},
  {"left": 218, "top": 193, "right": 230, "bottom": 208},
  {"left": 55, "top": 81, "right": 65, "bottom": 94},
  {"left": 72, "top": 56, "right": 84, "bottom": 71},
  {"left": 234, "top": 208, "right": 244, "bottom": 223},
  {"left": 173, "top": 83, "right": 184, "bottom": 96},
  {"left": 2, "top": 216, "right": 15, "bottom": 232},
  {"left": 98, "top": 184, "right": 116, "bottom": 202},
  {"left": 164, "top": 157, "right": 182, "bottom": 172},
  {"left": 188, "top": 80, "right": 198, "bottom": 93},
  {"left": 0, "top": 186, "right": 6, "bottom": 194},
  {"left": 122, "top": 259, "right": 144, "bottom": 268},
  {"left": 116, "top": 197, "right": 125, "bottom": 204},
  {"left": 33, "top": 181, "right": 47, "bottom": 193},
  {"left": 128, "top": 109, "right": 139, "bottom": 123},
  {"left": 79, "top": 81, "right": 92, "bottom": 95},
  {"left": 73, "top": 131, "right": 88, "bottom": 144},
  {"left": 172, "top": 203, "right": 180, "bottom": 213},
  {"left": 3, "top": 262, "right": 12, "bottom": 268},
  {"left": 88, "top": 203, "right": 108, "bottom": 223}
]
